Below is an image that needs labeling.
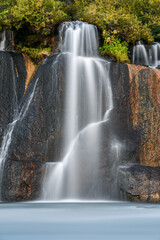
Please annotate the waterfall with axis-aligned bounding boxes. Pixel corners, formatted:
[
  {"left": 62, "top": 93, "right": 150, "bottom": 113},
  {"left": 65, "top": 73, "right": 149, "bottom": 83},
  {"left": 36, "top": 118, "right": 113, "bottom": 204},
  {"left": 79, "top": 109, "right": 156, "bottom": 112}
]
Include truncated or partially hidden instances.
[
  {"left": 132, "top": 41, "right": 160, "bottom": 68},
  {"left": 0, "top": 30, "right": 6, "bottom": 51},
  {"left": 43, "top": 21, "right": 113, "bottom": 200},
  {"left": 132, "top": 41, "right": 149, "bottom": 66}
]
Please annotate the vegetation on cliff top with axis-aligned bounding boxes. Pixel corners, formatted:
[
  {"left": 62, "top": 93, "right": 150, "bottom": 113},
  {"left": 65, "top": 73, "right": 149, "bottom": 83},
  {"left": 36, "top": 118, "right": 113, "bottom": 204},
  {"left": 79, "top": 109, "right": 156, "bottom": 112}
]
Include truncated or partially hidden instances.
[{"left": 0, "top": 0, "right": 159, "bottom": 62}]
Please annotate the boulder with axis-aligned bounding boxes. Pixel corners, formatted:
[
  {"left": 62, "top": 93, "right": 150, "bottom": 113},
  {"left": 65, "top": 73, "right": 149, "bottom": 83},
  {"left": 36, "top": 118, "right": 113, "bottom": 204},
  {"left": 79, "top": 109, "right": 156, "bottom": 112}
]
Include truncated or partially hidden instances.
[{"left": 118, "top": 165, "right": 160, "bottom": 202}]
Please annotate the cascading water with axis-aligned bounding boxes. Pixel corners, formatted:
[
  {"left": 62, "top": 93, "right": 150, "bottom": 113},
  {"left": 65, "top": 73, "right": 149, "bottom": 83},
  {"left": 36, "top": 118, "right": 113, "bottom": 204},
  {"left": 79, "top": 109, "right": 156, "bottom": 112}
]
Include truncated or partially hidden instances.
[
  {"left": 0, "top": 30, "right": 6, "bottom": 51},
  {"left": 132, "top": 41, "right": 160, "bottom": 68},
  {"left": 151, "top": 43, "right": 160, "bottom": 67},
  {"left": 43, "top": 21, "right": 113, "bottom": 200}
]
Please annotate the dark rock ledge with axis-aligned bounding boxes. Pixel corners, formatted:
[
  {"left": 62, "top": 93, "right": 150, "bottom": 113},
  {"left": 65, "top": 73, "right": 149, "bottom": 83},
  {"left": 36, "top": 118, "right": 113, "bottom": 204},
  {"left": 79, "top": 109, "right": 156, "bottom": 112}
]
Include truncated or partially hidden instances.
[{"left": 118, "top": 165, "right": 160, "bottom": 202}]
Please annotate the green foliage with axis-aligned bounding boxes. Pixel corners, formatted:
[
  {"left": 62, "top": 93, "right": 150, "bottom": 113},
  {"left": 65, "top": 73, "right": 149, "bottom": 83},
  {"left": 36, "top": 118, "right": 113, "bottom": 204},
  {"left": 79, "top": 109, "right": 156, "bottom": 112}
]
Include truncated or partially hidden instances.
[
  {"left": 72, "top": 0, "right": 155, "bottom": 61},
  {"left": 117, "top": 0, "right": 160, "bottom": 40},
  {"left": 2, "top": 0, "right": 70, "bottom": 34},
  {"left": 74, "top": 0, "right": 153, "bottom": 43},
  {"left": 0, "top": 0, "right": 159, "bottom": 62},
  {"left": 100, "top": 36, "right": 129, "bottom": 62},
  {"left": 17, "top": 45, "right": 52, "bottom": 61}
]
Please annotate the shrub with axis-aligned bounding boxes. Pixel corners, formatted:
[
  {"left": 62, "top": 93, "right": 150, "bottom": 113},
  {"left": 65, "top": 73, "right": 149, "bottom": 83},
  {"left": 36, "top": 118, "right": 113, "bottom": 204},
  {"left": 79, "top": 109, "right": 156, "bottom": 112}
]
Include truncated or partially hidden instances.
[
  {"left": 100, "top": 36, "right": 129, "bottom": 62},
  {"left": 7, "top": 0, "right": 70, "bottom": 34}
]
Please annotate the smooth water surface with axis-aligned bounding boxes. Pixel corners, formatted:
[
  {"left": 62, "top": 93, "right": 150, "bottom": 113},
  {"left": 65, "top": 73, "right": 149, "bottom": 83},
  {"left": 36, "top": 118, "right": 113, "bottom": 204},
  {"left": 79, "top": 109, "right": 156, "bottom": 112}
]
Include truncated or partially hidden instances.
[{"left": 0, "top": 202, "right": 160, "bottom": 240}]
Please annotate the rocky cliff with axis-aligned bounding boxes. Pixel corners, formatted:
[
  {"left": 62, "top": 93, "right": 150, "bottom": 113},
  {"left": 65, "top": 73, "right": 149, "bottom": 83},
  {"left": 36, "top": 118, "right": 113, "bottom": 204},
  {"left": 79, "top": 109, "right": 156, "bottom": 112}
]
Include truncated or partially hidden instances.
[
  {"left": 0, "top": 51, "right": 26, "bottom": 145},
  {"left": 1, "top": 48, "right": 160, "bottom": 201},
  {"left": 110, "top": 63, "right": 160, "bottom": 201}
]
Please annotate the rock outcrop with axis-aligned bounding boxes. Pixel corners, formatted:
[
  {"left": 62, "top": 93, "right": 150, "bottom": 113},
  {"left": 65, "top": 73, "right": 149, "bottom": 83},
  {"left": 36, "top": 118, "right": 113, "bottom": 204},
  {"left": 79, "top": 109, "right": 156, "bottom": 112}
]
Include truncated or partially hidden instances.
[
  {"left": 110, "top": 62, "right": 160, "bottom": 201},
  {"left": 118, "top": 165, "right": 160, "bottom": 202},
  {"left": 2, "top": 159, "right": 45, "bottom": 201},
  {"left": 128, "top": 65, "right": 160, "bottom": 167},
  {"left": 0, "top": 51, "right": 26, "bottom": 145},
  {"left": 7, "top": 53, "right": 66, "bottom": 163},
  {"left": 110, "top": 63, "right": 160, "bottom": 167}
]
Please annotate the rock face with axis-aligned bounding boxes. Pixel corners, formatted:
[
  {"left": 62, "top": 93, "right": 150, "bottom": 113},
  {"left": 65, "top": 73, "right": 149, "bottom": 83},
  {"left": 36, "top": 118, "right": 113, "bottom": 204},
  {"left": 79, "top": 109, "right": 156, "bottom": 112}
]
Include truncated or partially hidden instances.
[
  {"left": 128, "top": 65, "right": 160, "bottom": 167},
  {"left": 110, "top": 62, "right": 160, "bottom": 202},
  {"left": 110, "top": 63, "right": 160, "bottom": 167},
  {"left": 118, "top": 165, "right": 160, "bottom": 202},
  {"left": 0, "top": 51, "right": 26, "bottom": 145},
  {"left": 2, "top": 159, "right": 45, "bottom": 201},
  {"left": 7, "top": 53, "right": 66, "bottom": 163},
  {"left": 109, "top": 62, "right": 140, "bottom": 166},
  {"left": 1, "top": 52, "right": 66, "bottom": 201},
  {"left": 1, "top": 50, "right": 160, "bottom": 202}
]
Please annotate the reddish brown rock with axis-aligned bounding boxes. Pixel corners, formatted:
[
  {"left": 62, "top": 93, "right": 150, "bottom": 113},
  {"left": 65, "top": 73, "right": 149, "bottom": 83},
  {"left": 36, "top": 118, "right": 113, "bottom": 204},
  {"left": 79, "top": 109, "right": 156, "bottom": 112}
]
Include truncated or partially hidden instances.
[
  {"left": 111, "top": 63, "right": 160, "bottom": 202},
  {"left": 128, "top": 65, "right": 160, "bottom": 166},
  {"left": 110, "top": 63, "right": 160, "bottom": 167},
  {"left": 23, "top": 55, "right": 38, "bottom": 91},
  {"left": 1, "top": 159, "right": 45, "bottom": 201}
]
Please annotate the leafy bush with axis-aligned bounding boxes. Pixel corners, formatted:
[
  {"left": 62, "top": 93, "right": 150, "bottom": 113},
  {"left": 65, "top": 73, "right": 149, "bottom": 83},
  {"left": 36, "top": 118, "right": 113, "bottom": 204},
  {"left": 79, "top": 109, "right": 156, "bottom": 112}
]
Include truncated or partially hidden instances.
[
  {"left": 2, "top": 0, "right": 70, "bottom": 34},
  {"left": 100, "top": 36, "right": 129, "bottom": 62}
]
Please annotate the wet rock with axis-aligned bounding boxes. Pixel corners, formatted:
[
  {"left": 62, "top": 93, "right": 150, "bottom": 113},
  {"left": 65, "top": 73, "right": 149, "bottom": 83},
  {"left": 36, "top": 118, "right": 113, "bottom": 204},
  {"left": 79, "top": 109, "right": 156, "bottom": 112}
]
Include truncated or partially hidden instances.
[
  {"left": 0, "top": 51, "right": 26, "bottom": 144},
  {"left": 109, "top": 63, "right": 160, "bottom": 202},
  {"left": 109, "top": 62, "right": 140, "bottom": 165},
  {"left": 8, "top": 53, "right": 66, "bottom": 162},
  {"left": 1, "top": 159, "right": 45, "bottom": 201},
  {"left": 118, "top": 165, "right": 160, "bottom": 202},
  {"left": 2, "top": 55, "right": 160, "bottom": 202},
  {"left": 110, "top": 63, "right": 160, "bottom": 167},
  {"left": 156, "top": 65, "right": 160, "bottom": 69},
  {"left": 128, "top": 65, "right": 160, "bottom": 166}
]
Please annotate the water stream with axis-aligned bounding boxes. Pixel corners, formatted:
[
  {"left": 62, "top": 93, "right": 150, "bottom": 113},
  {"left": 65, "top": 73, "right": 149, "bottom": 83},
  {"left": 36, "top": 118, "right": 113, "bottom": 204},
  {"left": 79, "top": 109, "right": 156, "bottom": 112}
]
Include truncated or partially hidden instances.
[{"left": 0, "top": 29, "right": 6, "bottom": 51}]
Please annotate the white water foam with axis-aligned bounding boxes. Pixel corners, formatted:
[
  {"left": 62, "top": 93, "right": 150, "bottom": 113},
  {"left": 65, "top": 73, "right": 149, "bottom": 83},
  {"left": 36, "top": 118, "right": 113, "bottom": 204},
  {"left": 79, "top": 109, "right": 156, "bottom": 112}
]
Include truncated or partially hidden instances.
[{"left": 0, "top": 30, "right": 6, "bottom": 51}]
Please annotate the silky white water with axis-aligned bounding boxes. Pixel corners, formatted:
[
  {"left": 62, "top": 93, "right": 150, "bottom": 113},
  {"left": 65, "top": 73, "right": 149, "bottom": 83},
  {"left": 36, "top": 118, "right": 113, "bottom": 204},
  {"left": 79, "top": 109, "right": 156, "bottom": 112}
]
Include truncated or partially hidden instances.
[
  {"left": 0, "top": 30, "right": 6, "bottom": 51},
  {"left": 43, "top": 21, "right": 113, "bottom": 200},
  {"left": 133, "top": 41, "right": 160, "bottom": 68}
]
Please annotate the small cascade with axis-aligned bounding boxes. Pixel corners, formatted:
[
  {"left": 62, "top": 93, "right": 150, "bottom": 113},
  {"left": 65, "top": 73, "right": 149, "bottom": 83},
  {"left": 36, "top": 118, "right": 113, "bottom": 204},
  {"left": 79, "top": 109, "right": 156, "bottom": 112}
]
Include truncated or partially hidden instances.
[
  {"left": 43, "top": 21, "right": 114, "bottom": 200},
  {"left": 0, "top": 78, "right": 39, "bottom": 199},
  {"left": 0, "top": 30, "right": 6, "bottom": 51},
  {"left": 132, "top": 41, "right": 160, "bottom": 68},
  {"left": 150, "top": 43, "right": 160, "bottom": 68}
]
